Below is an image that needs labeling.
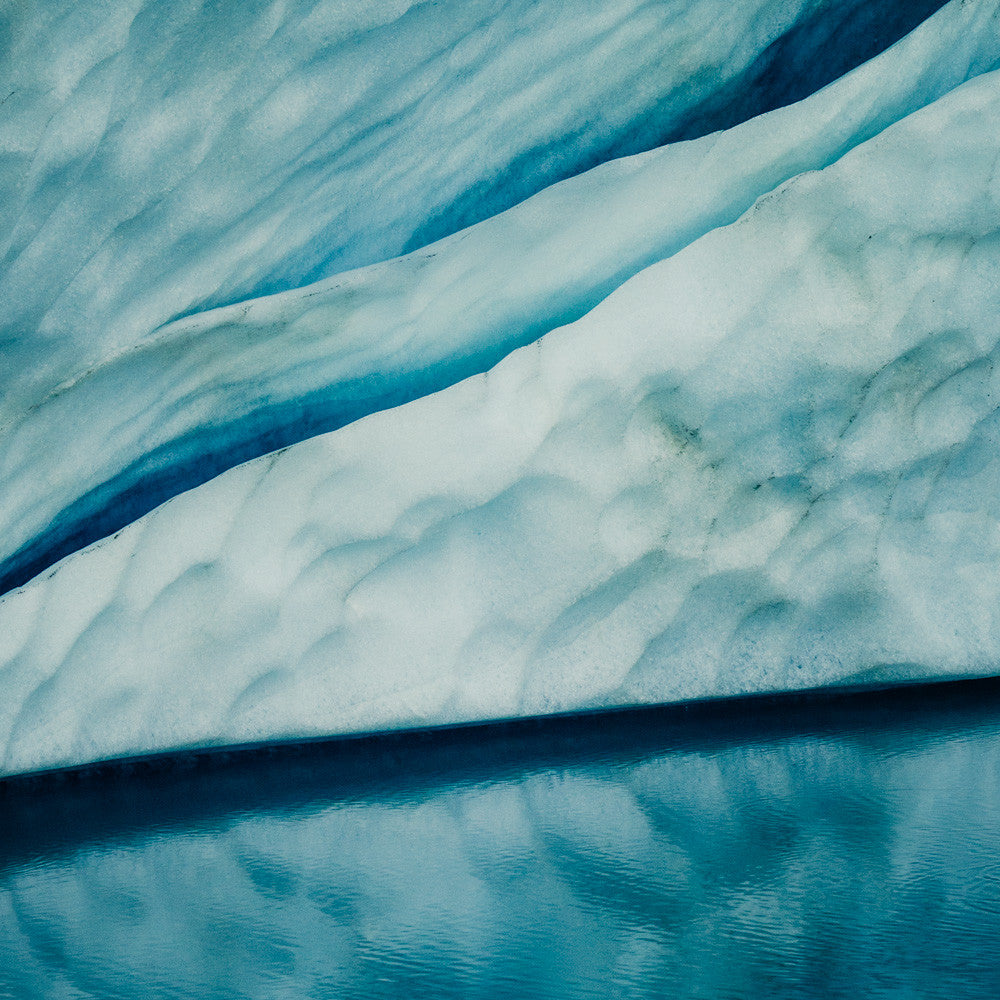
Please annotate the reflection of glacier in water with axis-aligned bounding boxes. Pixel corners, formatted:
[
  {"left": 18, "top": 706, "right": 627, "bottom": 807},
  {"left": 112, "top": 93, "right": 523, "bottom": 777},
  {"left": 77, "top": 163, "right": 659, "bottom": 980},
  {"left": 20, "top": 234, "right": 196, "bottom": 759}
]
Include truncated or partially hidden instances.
[{"left": 4, "top": 681, "right": 1000, "bottom": 999}]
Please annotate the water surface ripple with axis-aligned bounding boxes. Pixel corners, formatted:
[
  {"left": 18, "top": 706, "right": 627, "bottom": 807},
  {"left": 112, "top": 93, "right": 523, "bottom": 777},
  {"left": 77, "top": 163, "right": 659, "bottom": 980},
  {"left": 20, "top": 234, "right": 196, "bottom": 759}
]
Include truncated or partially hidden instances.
[{"left": 3, "top": 681, "right": 1000, "bottom": 998}]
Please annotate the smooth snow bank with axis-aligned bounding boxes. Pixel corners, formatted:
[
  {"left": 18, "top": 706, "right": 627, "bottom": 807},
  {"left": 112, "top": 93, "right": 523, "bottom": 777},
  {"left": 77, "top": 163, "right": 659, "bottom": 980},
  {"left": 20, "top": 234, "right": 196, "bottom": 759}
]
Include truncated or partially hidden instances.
[
  {"left": 3, "top": 67, "right": 1000, "bottom": 777},
  {"left": 1, "top": 0, "right": 916, "bottom": 420},
  {"left": 2, "top": 0, "right": 996, "bottom": 596}
]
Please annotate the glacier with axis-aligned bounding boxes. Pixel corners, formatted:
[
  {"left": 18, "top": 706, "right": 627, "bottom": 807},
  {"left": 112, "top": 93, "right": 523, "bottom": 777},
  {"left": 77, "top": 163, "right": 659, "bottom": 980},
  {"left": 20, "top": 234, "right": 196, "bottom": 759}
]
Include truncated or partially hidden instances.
[
  {"left": 1, "top": 0, "right": 939, "bottom": 420},
  {"left": 3, "top": 24, "right": 1000, "bottom": 776},
  {"left": 2, "top": 0, "right": 1000, "bottom": 778},
  {"left": 1, "top": 0, "right": 995, "bottom": 597}
]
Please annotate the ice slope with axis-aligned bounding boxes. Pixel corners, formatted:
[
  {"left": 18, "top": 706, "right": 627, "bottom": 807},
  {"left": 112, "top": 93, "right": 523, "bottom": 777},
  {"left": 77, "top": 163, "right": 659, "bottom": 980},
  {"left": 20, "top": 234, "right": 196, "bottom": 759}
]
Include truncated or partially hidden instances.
[
  {"left": 2, "top": 67, "right": 1000, "bottom": 777},
  {"left": 0, "top": 0, "right": 937, "bottom": 422},
  {"left": 1, "top": 0, "right": 996, "bottom": 597}
]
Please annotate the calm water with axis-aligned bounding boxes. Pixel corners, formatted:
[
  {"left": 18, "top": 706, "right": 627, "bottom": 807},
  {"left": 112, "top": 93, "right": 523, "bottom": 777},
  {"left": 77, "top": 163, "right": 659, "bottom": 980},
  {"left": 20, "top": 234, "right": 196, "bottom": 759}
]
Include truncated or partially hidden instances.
[{"left": 3, "top": 682, "right": 1000, "bottom": 999}]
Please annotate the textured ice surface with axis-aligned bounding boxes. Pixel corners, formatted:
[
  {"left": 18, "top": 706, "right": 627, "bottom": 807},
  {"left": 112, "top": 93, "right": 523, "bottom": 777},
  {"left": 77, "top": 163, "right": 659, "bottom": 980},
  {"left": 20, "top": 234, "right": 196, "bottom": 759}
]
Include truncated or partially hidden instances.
[
  {"left": 0, "top": 0, "right": 995, "bottom": 596},
  {"left": 2, "top": 0, "right": 937, "bottom": 421},
  {"left": 2, "top": 58, "right": 1000, "bottom": 776}
]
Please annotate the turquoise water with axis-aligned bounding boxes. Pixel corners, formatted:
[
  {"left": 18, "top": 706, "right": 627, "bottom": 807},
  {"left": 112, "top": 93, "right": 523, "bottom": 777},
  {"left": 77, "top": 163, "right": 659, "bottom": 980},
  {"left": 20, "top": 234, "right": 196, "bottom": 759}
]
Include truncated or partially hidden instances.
[{"left": 3, "top": 682, "right": 1000, "bottom": 998}]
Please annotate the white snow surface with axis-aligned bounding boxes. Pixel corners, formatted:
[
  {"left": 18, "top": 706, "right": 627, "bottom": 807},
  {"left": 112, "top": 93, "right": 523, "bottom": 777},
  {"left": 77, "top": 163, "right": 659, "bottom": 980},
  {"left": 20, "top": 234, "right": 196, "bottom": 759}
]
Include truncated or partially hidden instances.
[
  {"left": 2, "top": 0, "right": 998, "bottom": 595},
  {"left": 2, "top": 57, "right": 1000, "bottom": 776}
]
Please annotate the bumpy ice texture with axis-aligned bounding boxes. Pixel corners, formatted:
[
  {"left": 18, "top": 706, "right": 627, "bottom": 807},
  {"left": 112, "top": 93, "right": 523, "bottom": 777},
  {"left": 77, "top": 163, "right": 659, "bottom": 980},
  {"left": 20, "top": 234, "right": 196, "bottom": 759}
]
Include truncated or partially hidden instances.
[
  {"left": 2, "top": 53, "right": 1000, "bottom": 776},
  {"left": 0, "top": 0, "right": 987, "bottom": 596}
]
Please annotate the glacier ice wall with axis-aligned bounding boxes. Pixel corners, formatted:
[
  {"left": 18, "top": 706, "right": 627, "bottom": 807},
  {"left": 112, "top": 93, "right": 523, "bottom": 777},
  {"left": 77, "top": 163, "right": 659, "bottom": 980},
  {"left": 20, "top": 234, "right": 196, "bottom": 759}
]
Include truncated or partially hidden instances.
[
  {"left": 0, "top": 0, "right": 994, "bottom": 597},
  {"left": 2, "top": 40, "right": 1000, "bottom": 776}
]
